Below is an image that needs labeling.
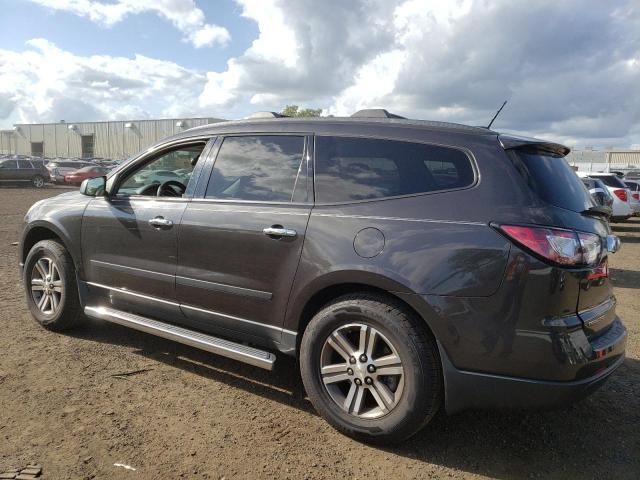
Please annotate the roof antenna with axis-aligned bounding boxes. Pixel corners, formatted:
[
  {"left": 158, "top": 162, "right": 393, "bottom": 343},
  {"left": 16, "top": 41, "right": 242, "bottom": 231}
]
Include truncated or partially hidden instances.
[{"left": 487, "top": 99, "right": 509, "bottom": 129}]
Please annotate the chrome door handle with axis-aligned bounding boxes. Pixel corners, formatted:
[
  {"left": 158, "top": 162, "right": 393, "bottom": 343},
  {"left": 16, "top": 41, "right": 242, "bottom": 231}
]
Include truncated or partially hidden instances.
[
  {"left": 263, "top": 226, "right": 297, "bottom": 238},
  {"left": 149, "top": 217, "right": 173, "bottom": 228}
]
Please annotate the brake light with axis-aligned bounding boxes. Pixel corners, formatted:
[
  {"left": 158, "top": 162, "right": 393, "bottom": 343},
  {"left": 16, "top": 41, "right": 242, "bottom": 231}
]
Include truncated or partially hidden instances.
[
  {"left": 498, "top": 225, "right": 601, "bottom": 266},
  {"left": 633, "top": 193, "right": 639, "bottom": 201},
  {"left": 613, "top": 189, "right": 627, "bottom": 202}
]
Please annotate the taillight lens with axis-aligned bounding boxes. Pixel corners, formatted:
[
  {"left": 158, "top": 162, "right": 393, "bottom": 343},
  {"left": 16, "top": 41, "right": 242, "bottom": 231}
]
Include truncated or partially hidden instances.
[
  {"left": 498, "top": 225, "right": 601, "bottom": 266},
  {"left": 613, "top": 189, "right": 627, "bottom": 202},
  {"left": 633, "top": 193, "right": 639, "bottom": 201}
]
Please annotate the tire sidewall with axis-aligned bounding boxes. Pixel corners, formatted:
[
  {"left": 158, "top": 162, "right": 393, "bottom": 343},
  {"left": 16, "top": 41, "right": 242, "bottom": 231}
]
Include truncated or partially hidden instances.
[
  {"left": 32, "top": 175, "right": 44, "bottom": 188},
  {"left": 300, "top": 299, "right": 430, "bottom": 441},
  {"left": 24, "top": 241, "right": 71, "bottom": 328}
]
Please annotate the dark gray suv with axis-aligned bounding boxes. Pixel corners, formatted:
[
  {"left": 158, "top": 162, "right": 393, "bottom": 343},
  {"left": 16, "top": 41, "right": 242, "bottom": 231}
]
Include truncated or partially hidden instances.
[{"left": 19, "top": 110, "right": 627, "bottom": 443}]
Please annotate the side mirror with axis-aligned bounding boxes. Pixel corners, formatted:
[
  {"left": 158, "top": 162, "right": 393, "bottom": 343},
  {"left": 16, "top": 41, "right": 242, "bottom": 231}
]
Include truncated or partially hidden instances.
[{"left": 80, "top": 176, "right": 106, "bottom": 197}]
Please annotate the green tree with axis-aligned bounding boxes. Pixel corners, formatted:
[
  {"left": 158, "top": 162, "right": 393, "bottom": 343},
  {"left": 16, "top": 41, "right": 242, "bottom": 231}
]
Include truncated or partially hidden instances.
[{"left": 281, "top": 104, "right": 322, "bottom": 117}]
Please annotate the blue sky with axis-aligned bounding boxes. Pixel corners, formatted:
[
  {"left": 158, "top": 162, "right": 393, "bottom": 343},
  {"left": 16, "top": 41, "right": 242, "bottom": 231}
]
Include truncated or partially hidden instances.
[{"left": 0, "top": 0, "right": 639, "bottom": 148}]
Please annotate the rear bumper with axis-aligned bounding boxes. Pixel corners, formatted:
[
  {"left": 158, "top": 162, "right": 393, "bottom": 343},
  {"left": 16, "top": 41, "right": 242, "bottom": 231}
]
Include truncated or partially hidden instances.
[{"left": 440, "top": 319, "right": 627, "bottom": 414}]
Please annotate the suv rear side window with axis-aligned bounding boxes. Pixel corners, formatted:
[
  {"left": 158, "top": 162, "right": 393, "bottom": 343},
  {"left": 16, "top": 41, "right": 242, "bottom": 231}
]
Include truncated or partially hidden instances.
[
  {"left": 314, "top": 136, "right": 474, "bottom": 203},
  {"left": 511, "top": 149, "right": 594, "bottom": 213},
  {"left": 205, "top": 136, "right": 306, "bottom": 202}
]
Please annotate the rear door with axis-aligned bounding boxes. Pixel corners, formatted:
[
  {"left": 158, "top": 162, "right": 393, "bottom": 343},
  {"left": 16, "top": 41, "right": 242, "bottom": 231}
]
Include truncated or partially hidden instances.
[{"left": 176, "top": 134, "right": 311, "bottom": 349}]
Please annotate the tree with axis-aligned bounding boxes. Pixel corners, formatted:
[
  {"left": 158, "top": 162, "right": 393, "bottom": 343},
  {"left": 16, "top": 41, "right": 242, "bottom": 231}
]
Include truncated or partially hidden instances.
[{"left": 281, "top": 104, "right": 322, "bottom": 117}]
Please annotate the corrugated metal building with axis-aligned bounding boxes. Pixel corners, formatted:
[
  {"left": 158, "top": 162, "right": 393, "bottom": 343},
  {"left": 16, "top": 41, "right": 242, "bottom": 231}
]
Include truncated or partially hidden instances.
[
  {"left": 0, "top": 117, "right": 223, "bottom": 159},
  {"left": 566, "top": 148, "right": 640, "bottom": 173}
]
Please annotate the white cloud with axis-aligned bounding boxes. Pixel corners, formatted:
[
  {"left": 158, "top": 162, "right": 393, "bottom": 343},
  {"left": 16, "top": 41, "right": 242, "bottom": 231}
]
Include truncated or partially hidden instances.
[
  {"left": 0, "top": 38, "right": 211, "bottom": 124},
  {"left": 28, "top": 0, "right": 230, "bottom": 48}
]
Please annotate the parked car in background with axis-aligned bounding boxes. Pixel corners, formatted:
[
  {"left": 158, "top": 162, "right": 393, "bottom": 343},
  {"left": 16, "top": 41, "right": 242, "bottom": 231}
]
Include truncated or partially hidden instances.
[
  {"left": 47, "top": 160, "right": 96, "bottom": 184},
  {"left": 582, "top": 172, "right": 633, "bottom": 222},
  {"left": 0, "top": 158, "right": 49, "bottom": 188},
  {"left": 624, "top": 180, "right": 640, "bottom": 215},
  {"left": 19, "top": 111, "right": 626, "bottom": 443},
  {"left": 64, "top": 166, "right": 109, "bottom": 186},
  {"left": 581, "top": 177, "right": 613, "bottom": 218},
  {"left": 624, "top": 170, "right": 640, "bottom": 180}
]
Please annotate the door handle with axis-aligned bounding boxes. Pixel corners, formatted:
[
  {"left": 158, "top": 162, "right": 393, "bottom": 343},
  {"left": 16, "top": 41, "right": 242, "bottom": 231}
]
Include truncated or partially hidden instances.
[
  {"left": 149, "top": 216, "right": 173, "bottom": 228},
  {"left": 263, "top": 226, "right": 297, "bottom": 238}
]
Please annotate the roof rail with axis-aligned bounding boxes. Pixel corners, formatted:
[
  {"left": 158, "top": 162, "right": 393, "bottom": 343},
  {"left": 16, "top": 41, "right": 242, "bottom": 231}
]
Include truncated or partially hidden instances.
[
  {"left": 245, "top": 111, "right": 286, "bottom": 119},
  {"left": 351, "top": 108, "right": 406, "bottom": 119}
]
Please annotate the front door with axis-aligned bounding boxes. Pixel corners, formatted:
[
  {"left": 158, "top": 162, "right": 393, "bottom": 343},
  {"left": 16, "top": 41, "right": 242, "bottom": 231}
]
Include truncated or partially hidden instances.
[
  {"left": 81, "top": 140, "right": 210, "bottom": 321},
  {"left": 176, "top": 134, "right": 312, "bottom": 350}
]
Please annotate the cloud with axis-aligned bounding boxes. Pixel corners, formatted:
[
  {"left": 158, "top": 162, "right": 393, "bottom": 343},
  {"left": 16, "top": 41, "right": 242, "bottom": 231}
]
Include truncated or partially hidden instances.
[
  {"left": 3, "top": 0, "right": 640, "bottom": 147},
  {"left": 0, "top": 38, "right": 211, "bottom": 124},
  {"left": 197, "top": 0, "right": 640, "bottom": 147},
  {"left": 28, "top": 0, "right": 230, "bottom": 48}
]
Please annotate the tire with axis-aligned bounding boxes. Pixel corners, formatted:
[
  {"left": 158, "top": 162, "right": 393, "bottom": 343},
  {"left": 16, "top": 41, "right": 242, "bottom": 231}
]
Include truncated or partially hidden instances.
[
  {"left": 32, "top": 175, "right": 45, "bottom": 188},
  {"left": 23, "top": 239, "right": 83, "bottom": 331},
  {"left": 299, "top": 293, "right": 442, "bottom": 444}
]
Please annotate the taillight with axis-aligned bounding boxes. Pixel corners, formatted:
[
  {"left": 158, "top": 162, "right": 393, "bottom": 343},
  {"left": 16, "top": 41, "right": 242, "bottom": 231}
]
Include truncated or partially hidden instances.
[
  {"left": 613, "top": 189, "right": 627, "bottom": 202},
  {"left": 633, "top": 193, "right": 639, "bottom": 201},
  {"left": 498, "top": 225, "right": 601, "bottom": 266}
]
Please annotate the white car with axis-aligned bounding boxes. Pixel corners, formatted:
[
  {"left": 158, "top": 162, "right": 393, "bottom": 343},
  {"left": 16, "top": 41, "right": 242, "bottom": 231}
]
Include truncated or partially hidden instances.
[
  {"left": 624, "top": 179, "right": 640, "bottom": 216},
  {"left": 580, "top": 172, "right": 633, "bottom": 221}
]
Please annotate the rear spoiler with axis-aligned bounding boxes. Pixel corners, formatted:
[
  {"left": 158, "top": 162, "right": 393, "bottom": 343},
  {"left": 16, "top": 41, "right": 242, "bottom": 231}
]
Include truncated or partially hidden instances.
[{"left": 498, "top": 133, "right": 570, "bottom": 156}]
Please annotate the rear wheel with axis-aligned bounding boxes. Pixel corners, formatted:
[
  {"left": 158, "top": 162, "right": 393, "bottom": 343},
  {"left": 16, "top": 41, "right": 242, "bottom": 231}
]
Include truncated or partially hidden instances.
[
  {"left": 24, "top": 240, "right": 83, "bottom": 331},
  {"left": 299, "top": 294, "right": 442, "bottom": 443},
  {"left": 32, "top": 175, "right": 45, "bottom": 188}
]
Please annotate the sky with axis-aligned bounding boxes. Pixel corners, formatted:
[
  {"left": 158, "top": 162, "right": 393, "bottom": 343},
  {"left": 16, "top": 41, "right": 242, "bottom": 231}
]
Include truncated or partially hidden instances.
[{"left": 0, "top": 0, "right": 639, "bottom": 149}]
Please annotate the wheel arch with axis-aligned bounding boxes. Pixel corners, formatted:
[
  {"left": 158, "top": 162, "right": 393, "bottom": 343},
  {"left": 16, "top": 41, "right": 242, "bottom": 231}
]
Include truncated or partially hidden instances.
[
  {"left": 21, "top": 222, "right": 80, "bottom": 271},
  {"left": 289, "top": 275, "right": 442, "bottom": 356}
]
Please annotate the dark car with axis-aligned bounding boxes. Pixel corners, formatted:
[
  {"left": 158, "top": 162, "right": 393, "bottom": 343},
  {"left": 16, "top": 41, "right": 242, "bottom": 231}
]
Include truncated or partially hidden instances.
[
  {"left": 19, "top": 110, "right": 626, "bottom": 443},
  {"left": 0, "top": 158, "right": 49, "bottom": 187}
]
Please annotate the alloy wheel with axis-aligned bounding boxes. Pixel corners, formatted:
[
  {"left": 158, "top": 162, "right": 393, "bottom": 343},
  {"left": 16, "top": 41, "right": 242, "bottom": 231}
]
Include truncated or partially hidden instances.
[
  {"left": 30, "top": 257, "right": 63, "bottom": 315},
  {"left": 320, "top": 323, "right": 405, "bottom": 419}
]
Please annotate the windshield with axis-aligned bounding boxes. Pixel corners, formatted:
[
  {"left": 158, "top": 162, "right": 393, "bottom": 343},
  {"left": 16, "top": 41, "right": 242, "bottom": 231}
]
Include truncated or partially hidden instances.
[{"left": 512, "top": 149, "right": 594, "bottom": 212}]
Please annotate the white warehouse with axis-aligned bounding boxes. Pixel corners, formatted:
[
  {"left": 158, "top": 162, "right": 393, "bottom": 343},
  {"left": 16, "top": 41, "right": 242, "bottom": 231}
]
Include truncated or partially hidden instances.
[{"left": 0, "top": 117, "right": 224, "bottom": 159}]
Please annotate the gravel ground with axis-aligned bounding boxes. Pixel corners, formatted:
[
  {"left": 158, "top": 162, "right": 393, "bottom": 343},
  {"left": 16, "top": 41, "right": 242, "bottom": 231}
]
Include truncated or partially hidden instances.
[{"left": 0, "top": 186, "right": 638, "bottom": 480}]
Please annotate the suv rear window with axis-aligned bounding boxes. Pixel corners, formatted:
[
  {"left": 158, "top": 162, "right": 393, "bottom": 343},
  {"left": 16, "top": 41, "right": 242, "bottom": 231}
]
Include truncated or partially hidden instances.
[
  {"left": 511, "top": 149, "right": 593, "bottom": 212},
  {"left": 590, "top": 174, "right": 628, "bottom": 188},
  {"left": 314, "top": 136, "right": 475, "bottom": 203}
]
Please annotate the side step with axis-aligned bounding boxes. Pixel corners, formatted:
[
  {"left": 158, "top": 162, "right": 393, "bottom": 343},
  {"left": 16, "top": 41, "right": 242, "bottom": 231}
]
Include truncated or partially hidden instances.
[{"left": 84, "top": 306, "right": 276, "bottom": 370}]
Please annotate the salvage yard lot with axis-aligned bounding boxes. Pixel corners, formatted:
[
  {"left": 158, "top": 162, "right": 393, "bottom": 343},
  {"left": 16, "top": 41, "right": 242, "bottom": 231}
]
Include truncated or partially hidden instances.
[{"left": 0, "top": 187, "right": 638, "bottom": 480}]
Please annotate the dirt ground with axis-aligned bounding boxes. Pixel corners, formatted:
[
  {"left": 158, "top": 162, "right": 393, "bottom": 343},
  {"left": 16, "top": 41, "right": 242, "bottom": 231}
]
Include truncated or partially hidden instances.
[{"left": 0, "top": 186, "right": 638, "bottom": 480}]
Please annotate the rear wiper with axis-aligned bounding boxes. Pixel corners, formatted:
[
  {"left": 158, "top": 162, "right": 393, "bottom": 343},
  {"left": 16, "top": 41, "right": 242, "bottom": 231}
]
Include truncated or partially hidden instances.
[{"left": 582, "top": 205, "right": 611, "bottom": 218}]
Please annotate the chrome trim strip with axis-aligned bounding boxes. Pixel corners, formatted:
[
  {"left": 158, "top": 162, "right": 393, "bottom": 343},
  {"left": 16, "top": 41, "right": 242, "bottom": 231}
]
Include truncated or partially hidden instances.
[
  {"left": 84, "top": 306, "right": 276, "bottom": 370},
  {"left": 86, "top": 281, "right": 179, "bottom": 306},
  {"left": 90, "top": 260, "right": 174, "bottom": 279},
  {"left": 176, "top": 275, "right": 272, "bottom": 300},
  {"left": 86, "top": 281, "right": 296, "bottom": 336},
  {"left": 181, "top": 303, "right": 297, "bottom": 336}
]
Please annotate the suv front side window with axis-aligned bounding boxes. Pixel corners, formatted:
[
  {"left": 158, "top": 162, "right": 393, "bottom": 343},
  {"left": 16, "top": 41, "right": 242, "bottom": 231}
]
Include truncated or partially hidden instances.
[
  {"left": 117, "top": 143, "right": 206, "bottom": 197},
  {"left": 205, "top": 135, "right": 306, "bottom": 202}
]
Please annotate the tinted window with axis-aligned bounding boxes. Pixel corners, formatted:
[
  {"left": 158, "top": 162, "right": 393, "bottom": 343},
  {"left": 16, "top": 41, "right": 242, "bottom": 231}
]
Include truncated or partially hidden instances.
[
  {"left": 0, "top": 160, "right": 17, "bottom": 169},
  {"left": 314, "top": 136, "right": 474, "bottom": 203},
  {"left": 590, "top": 174, "right": 627, "bottom": 188},
  {"left": 512, "top": 150, "right": 593, "bottom": 212},
  {"left": 206, "top": 136, "right": 306, "bottom": 202},
  {"left": 625, "top": 181, "right": 640, "bottom": 191}
]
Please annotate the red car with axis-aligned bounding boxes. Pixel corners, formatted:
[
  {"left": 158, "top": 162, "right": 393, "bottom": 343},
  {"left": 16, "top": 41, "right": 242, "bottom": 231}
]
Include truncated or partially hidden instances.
[{"left": 64, "top": 166, "right": 107, "bottom": 185}]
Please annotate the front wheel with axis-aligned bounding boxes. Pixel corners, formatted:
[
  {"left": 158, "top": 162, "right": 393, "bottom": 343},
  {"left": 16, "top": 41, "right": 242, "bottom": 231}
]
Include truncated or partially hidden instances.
[
  {"left": 24, "top": 239, "right": 83, "bottom": 331},
  {"left": 299, "top": 294, "right": 442, "bottom": 444},
  {"left": 32, "top": 175, "right": 45, "bottom": 188}
]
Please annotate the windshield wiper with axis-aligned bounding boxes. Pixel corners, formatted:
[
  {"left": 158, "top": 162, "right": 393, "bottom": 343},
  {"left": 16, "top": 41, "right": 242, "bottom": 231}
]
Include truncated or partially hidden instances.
[{"left": 582, "top": 205, "right": 611, "bottom": 218}]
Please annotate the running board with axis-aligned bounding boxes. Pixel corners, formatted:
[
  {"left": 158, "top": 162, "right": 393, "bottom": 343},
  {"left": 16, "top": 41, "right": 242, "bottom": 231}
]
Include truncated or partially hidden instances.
[{"left": 84, "top": 306, "right": 276, "bottom": 370}]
